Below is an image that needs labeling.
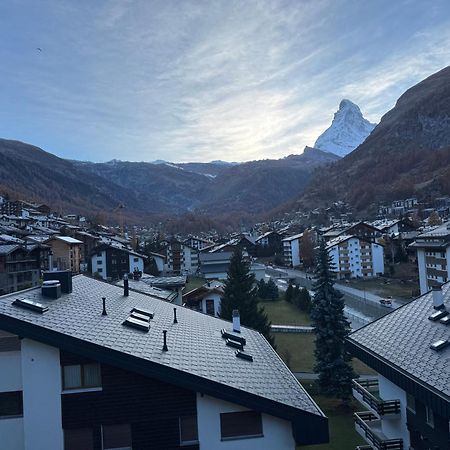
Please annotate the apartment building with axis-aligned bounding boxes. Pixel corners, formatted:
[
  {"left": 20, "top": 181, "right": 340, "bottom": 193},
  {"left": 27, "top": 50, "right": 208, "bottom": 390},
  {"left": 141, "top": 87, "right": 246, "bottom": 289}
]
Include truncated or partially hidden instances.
[
  {"left": 326, "top": 235, "right": 384, "bottom": 279},
  {"left": 45, "top": 236, "right": 83, "bottom": 273},
  {"left": 347, "top": 284, "right": 450, "bottom": 450},
  {"left": 410, "top": 223, "right": 450, "bottom": 294},
  {"left": 282, "top": 233, "right": 302, "bottom": 268},
  {"left": 0, "top": 244, "right": 49, "bottom": 295},
  {"left": 165, "top": 241, "right": 199, "bottom": 275},
  {"left": 0, "top": 274, "right": 328, "bottom": 450}
]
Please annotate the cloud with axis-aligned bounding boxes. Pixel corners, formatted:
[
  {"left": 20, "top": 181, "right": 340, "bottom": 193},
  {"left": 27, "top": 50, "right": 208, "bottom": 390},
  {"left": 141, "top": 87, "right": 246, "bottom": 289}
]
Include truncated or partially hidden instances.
[{"left": 1, "top": 0, "right": 450, "bottom": 162}]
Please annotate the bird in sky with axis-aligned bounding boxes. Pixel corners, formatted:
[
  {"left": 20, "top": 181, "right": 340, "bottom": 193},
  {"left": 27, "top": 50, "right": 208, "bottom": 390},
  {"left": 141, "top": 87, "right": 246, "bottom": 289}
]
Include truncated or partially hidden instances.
[{"left": 36, "top": 47, "right": 42, "bottom": 52}]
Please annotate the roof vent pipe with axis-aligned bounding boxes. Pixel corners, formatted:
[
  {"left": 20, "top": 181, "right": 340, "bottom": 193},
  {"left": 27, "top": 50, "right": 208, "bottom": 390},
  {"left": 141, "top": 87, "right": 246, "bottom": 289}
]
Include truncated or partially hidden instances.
[
  {"left": 123, "top": 274, "right": 129, "bottom": 297},
  {"left": 432, "top": 285, "right": 444, "bottom": 310},
  {"left": 173, "top": 308, "right": 178, "bottom": 324},
  {"left": 162, "top": 330, "right": 168, "bottom": 351},
  {"left": 102, "top": 297, "right": 107, "bottom": 316},
  {"left": 232, "top": 309, "right": 240, "bottom": 333}
]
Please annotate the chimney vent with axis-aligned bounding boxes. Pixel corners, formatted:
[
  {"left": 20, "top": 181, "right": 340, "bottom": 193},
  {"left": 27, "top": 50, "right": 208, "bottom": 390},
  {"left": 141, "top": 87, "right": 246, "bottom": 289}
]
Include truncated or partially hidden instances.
[
  {"left": 232, "top": 309, "right": 240, "bottom": 333},
  {"left": 432, "top": 285, "right": 444, "bottom": 310},
  {"left": 102, "top": 297, "right": 107, "bottom": 315},
  {"left": 162, "top": 330, "right": 168, "bottom": 351},
  {"left": 123, "top": 274, "right": 129, "bottom": 297},
  {"left": 43, "top": 270, "right": 72, "bottom": 294},
  {"left": 41, "top": 280, "right": 62, "bottom": 299},
  {"left": 173, "top": 308, "right": 178, "bottom": 324}
]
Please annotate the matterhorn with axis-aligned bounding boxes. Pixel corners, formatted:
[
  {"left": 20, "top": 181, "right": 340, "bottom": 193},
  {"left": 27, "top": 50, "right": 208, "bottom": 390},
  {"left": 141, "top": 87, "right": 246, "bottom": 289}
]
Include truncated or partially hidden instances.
[{"left": 314, "top": 99, "right": 376, "bottom": 157}]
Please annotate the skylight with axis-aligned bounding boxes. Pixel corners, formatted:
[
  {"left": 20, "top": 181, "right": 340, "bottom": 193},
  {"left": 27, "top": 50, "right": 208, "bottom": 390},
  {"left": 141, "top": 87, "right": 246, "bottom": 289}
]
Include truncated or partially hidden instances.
[
  {"left": 122, "top": 316, "right": 150, "bottom": 332},
  {"left": 428, "top": 310, "right": 448, "bottom": 322},
  {"left": 221, "top": 329, "right": 246, "bottom": 346},
  {"left": 235, "top": 350, "right": 253, "bottom": 362},
  {"left": 131, "top": 307, "right": 154, "bottom": 319},
  {"left": 440, "top": 315, "right": 450, "bottom": 325},
  {"left": 12, "top": 298, "right": 48, "bottom": 313},
  {"left": 430, "top": 339, "right": 449, "bottom": 351}
]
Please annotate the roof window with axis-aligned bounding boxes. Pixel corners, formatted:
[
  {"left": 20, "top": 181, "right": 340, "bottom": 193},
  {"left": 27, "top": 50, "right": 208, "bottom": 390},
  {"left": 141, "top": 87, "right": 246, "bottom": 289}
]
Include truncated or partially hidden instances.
[
  {"left": 428, "top": 310, "right": 448, "bottom": 322},
  {"left": 430, "top": 339, "right": 449, "bottom": 351},
  {"left": 12, "top": 298, "right": 48, "bottom": 313}
]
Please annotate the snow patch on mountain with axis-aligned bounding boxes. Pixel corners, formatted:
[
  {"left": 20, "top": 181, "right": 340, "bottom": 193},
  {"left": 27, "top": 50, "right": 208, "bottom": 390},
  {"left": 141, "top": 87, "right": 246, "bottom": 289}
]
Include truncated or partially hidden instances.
[{"left": 314, "top": 99, "right": 376, "bottom": 157}]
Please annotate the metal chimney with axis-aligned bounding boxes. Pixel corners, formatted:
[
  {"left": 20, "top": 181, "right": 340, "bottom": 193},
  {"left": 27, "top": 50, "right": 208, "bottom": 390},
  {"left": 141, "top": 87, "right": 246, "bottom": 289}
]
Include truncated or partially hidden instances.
[
  {"left": 432, "top": 285, "right": 444, "bottom": 310},
  {"left": 123, "top": 274, "right": 129, "bottom": 297},
  {"left": 232, "top": 309, "right": 241, "bottom": 333},
  {"left": 102, "top": 297, "right": 107, "bottom": 315},
  {"left": 162, "top": 330, "right": 168, "bottom": 351}
]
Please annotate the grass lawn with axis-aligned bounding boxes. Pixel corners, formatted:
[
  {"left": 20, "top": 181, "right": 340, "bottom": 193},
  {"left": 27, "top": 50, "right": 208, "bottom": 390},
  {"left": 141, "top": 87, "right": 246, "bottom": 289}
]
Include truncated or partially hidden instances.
[
  {"left": 345, "top": 276, "right": 418, "bottom": 300},
  {"left": 297, "top": 382, "right": 366, "bottom": 450},
  {"left": 184, "top": 276, "right": 206, "bottom": 292},
  {"left": 260, "top": 300, "right": 312, "bottom": 326},
  {"left": 273, "top": 333, "right": 376, "bottom": 375}
]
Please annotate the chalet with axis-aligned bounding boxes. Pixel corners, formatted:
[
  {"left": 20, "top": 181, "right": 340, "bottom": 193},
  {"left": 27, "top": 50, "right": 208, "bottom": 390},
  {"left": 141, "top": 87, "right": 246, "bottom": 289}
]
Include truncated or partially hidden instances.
[
  {"left": 183, "top": 237, "right": 214, "bottom": 251},
  {"left": 347, "top": 284, "right": 450, "bottom": 450},
  {"left": 0, "top": 275, "right": 328, "bottom": 449},
  {"left": 326, "top": 235, "right": 384, "bottom": 279},
  {"left": 255, "top": 231, "right": 282, "bottom": 256},
  {"left": 91, "top": 244, "right": 146, "bottom": 281},
  {"left": 183, "top": 282, "right": 224, "bottom": 316}
]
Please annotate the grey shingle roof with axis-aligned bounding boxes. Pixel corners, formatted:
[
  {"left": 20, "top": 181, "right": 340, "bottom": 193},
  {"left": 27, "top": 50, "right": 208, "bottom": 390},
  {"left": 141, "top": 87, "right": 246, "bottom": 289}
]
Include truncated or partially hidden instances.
[
  {"left": 0, "top": 275, "right": 323, "bottom": 419},
  {"left": 348, "top": 286, "right": 450, "bottom": 400}
]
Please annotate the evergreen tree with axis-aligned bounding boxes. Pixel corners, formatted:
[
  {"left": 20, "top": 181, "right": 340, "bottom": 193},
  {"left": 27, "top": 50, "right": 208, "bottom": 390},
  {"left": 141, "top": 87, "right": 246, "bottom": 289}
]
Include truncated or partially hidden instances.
[
  {"left": 285, "top": 283, "right": 294, "bottom": 303},
  {"left": 266, "top": 279, "right": 279, "bottom": 301},
  {"left": 310, "top": 239, "right": 356, "bottom": 405},
  {"left": 297, "top": 287, "right": 312, "bottom": 313},
  {"left": 220, "top": 249, "right": 274, "bottom": 346},
  {"left": 257, "top": 279, "right": 268, "bottom": 299}
]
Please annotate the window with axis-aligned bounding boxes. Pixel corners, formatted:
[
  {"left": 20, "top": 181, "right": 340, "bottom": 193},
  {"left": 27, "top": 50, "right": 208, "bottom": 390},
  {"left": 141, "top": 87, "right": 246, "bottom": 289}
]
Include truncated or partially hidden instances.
[
  {"left": 64, "top": 428, "right": 94, "bottom": 450},
  {"left": 406, "top": 393, "right": 416, "bottom": 413},
  {"left": 0, "top": 391, "right": 23, "bottom": 418},
  {"left": 98, "top": 268, "right": 103, "bottom": 273},
  {"left": 179, "top": 415, "right": 198, "bottom": 445},
  {"left": 102, "top": 424, "right": 132, "bottom": 450},
  {"left": 205, "top": 299, "right": 215, "bottom": 316},
  {"left": 62, "top": 363, "right": 101, "bottom": 390},
  {"left": 97, "top": 253, "right": 102, "bottom": 257},
  {"left": 97, "top": 260, "right": 103, "bottom": 265},
  {"left": 220, "top": 411, "right": 263, "bottom": 440},
  {"left": 425, "top": 406, "right": 434, "bottom": 428},
  {"left": 133, "top": 257, "right": 139, "bottom": 262}
]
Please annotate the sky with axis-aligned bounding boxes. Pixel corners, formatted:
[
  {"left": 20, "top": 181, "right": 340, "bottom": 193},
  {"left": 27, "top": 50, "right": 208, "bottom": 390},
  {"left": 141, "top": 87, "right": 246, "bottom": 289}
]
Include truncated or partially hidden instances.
[{"left": 1, "top": 0, "right": 450, "bottom": 163}]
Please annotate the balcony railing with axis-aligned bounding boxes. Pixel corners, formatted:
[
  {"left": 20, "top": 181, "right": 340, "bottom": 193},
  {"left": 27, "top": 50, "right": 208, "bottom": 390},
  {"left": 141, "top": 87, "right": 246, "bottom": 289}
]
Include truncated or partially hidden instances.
[
  {"left": 354, "top": 412, "right": 403, "bottom": 450},
  {"left": 352, "top": 379, "right": 401, "bottom": 416}
]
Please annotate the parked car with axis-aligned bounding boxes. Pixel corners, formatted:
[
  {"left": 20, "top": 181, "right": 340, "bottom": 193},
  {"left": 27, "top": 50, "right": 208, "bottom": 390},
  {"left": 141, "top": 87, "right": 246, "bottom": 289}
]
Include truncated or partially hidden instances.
[{"left": 379, "top": 297, "right": 393, "bottom": 307}]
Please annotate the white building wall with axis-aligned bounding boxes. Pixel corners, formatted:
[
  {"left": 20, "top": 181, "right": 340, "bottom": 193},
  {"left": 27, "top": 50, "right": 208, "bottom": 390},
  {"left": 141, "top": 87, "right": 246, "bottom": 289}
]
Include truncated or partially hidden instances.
[
  {"left": 0, "top": 349, "right": 24, "bottom": 450},
  {"left": 129, "top": 255, "right": 144, "bottom": 274},
  {"left": 0, "top": 350, "right": 22, "bottom": 392},
  {"left": 378, "top": 375, "right": 410, "bottom": 449},
  {"left": 291, "top": 239, "right": 300, "bottom": 267},
  {"left": 200, "top": 293, "right": 222, "bottom": 316},
  {"left": 0, "top": 417, "right": 24, "bottom": 450},
  {"left": 196, "top": 394, "right": 296, "bottom": 450},
  {"left": 349, "top": 238, "right": 361, "bottom": 278},
  {"left": 21, "top": 339, "right": 64, "bottom": 450},
  {"left": 417, "top": 249, "right": 428, "bottom": 294},
  {"left": 92, "top": 250, "right": 107, "bottom": 280},
  {"left": 371, "top": 243, "right": 385, "bottom": 275}
]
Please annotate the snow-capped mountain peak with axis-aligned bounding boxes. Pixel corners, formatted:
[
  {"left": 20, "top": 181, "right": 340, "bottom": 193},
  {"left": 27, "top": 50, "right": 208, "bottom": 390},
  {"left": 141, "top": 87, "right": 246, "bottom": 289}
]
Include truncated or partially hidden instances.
[{"left": 314, "top": 99, "right": 376, "bottom": 157}]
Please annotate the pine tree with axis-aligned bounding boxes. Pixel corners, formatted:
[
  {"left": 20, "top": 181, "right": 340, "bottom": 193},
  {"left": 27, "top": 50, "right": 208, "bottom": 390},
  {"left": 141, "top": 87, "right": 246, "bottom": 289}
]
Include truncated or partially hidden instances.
[
  {"left": 220, "top": 249, "right": 275, "bottom": 346},
  {"left": 310, "top": 239, "right": 356, "bottom": 405},
  {"left": 257, "top": 279, "right": 268, "bottom": 299},
  {"left": 285, "top": 283, "right": 294, "bottom": 303},
  {"left": 297, "top": 287, "right": 312, "bottom": 313},
  {"left": 266, "top": 279, "right": 279, "bottom": 301}
]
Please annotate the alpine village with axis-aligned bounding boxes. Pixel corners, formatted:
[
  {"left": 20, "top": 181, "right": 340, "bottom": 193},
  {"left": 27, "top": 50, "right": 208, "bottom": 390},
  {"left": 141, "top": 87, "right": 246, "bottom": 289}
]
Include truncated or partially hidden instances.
[{"left": 1, "top": 2, "right": 450, "bottom": 450}]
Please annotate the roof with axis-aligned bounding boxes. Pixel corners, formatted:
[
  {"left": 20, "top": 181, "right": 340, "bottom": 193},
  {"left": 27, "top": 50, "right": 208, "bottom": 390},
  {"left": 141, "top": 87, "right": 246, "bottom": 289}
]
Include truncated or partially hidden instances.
[
  {"left": 51, "top": 236, "right": 83, "bottom": 245},
  {"left": 115, "top": 279, "right": 177, "bottom": 302},
  {"left": 144, "top": 275, "right": 187, "bottom": 288},
  {"left": 255, "top": 231, "right": 278, "bottom": 242},
  {"left": 325, "top": 234, "right": 355, "bottom": 250},
  {"left": 282, "top": 233, "right": 303, "bottom": 242},
  {"left": 348, "top": 286, "right": 450, "bottom": 410},
  {"left": 0, "top": 244, "right": 20, "bottom": 255},
  {"left": 0, "top": 275, "right": 326, "bottom": 444}
]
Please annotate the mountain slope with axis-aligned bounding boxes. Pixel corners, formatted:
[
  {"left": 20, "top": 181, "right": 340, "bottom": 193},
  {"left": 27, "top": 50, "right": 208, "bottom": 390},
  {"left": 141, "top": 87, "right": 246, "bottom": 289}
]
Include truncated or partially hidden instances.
[
  {"left": 0, "top": 140, "right": 339, "bottom": 222},
  {"left": 298, "top": 66, "right": 450, "bottom": 212},
  {"left": 314, "top": 99, "right": 376, "bottom": 157}
]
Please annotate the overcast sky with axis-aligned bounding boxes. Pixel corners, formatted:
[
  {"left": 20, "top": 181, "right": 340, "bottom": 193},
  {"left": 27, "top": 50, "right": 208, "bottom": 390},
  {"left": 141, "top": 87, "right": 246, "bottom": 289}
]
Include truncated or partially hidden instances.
[{"left": 1, "top": 0, "right": 450, "bottom": 163}]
